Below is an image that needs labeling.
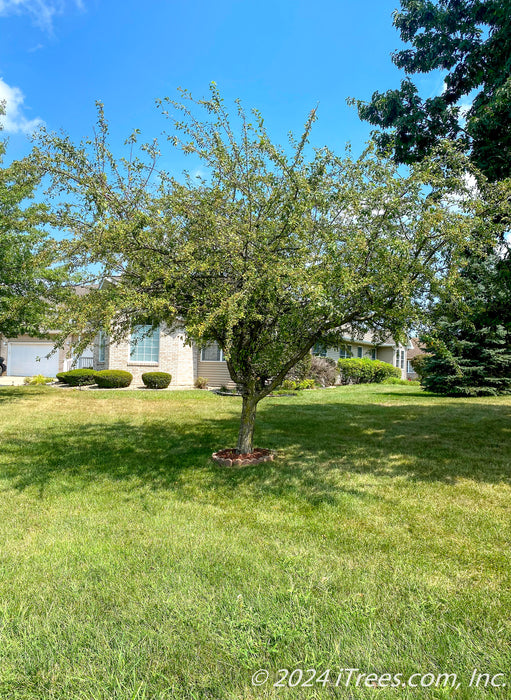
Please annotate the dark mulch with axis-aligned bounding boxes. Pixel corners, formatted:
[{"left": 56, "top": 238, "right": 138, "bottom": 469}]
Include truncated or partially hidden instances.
[{"left": 215, "top": 447, "right": 272, "bottom": 460}]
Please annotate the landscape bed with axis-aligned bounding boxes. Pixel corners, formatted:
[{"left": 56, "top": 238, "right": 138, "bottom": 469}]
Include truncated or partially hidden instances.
[{"left": 0, "top": 384, "right": 509, "bottom": 699}]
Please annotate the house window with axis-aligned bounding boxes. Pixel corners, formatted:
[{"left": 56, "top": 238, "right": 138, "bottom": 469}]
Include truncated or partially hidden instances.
[
  {"left": 398, "top": 349, "right": 405, "bottom": 369},
  {"left": 407, "top": 360, "right": 413, "bottom": 374},
  {"left": 201, "top": 343, "right": 225, "bottom": 361},
  {"left": 339, "top": 344, "right": 352, "bottom": 359},
  {"left": 371, "top": 348, "right": 376, "bottom": 360},
  {"left": 357, "top": 346, "right": 363, "bottom": 358},
  {"left": 130, "top": 325, "right": 160, "bottom": 362},
  {"left": 98, "top": 331, "right": 106, "bottom": 363},
  {"left": 313, "top": 342, "right": 327, "bottom": 357}
]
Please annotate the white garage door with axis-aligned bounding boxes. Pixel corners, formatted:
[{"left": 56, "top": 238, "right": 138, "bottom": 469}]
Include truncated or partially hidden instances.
[{"left": 7, "top": 343, "right": 59, "bottom": 377}]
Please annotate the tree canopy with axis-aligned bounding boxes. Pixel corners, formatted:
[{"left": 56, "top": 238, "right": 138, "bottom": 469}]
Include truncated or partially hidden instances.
[
  {"left": 36, "top": 88, "right": 505, "bottom": 452},
  {"left": 0, "top": 138, "right": 68, "bottom": 339},
  {"left": 353, "top": 0, "right": 511, "bottom": 182}
]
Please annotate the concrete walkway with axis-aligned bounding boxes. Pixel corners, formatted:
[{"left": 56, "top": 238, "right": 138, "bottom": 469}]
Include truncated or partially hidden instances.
[{"left": 0, "top": 376, "right": 27, "bottom": 386}]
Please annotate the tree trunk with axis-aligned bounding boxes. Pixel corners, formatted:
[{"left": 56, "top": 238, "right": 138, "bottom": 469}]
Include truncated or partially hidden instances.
[{"left": 237, "top": 394, "right": 258, "bottom": 454}]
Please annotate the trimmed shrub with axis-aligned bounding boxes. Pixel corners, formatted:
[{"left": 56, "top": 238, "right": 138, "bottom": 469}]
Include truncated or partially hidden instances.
[
  {"left": 95, "top": 370, "right": 132, "bottom": 388},
  {"left": 24, "top": 375, "right": 54, "bottom": 385},
  {"left": 338, "top": 358, "right": 401, "bottom": 384},
  {"left": 57, "top": 368, "right": 98, "bottom": 386},
  {"left": 142, "top": 372, "right": 172, "bottom": 389},
  {"left": 195, "top": 376, "right": 209, "bottom": 389},
  {"left": 297, "top": 378, "right": 315, "bottom": 390},
  {"left": 310, "top": 356, "right": 339, "bottom": 387}
]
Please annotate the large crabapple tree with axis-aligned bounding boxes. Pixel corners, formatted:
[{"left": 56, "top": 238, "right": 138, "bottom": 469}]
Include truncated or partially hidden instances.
[{"left": 35, "top": 86, "right": 498, "bottom": 453}]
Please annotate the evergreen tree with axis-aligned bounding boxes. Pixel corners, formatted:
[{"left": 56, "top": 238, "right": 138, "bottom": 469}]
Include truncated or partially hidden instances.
[{"left": 421, "top": 248, "right": 511, "bottom": 395}]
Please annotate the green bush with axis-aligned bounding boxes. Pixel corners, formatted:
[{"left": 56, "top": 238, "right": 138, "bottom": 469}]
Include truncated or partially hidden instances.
[
  {"left": 57, "top": 369, "right": 98, "bottom": 386},
  {"left": 195, "top": 376, "right": 209, "bottom": 389},
  {"left": 410, "top": 353, "right": 429, "bottom": 380},
  {"left": 142, "top": 372, "right": 172, "bottom": 389},
  {"left": 24, "top": 375, "right": 54, "bottom": 386},
  {"left": 95, "top": 370, "right": 133, "bottom": 388},
  {"left": 297, "top": 378, "right": 315, "bottom": 390},
  {"left": 338, "top": 358, "right": 401, "bottom": 384},
  {"left": 280, "top": 379, "right": 298, "bottom": 390}
]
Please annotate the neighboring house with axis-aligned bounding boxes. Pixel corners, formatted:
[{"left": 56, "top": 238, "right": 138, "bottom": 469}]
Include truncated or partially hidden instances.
[
  {"left": 406, "top": 337, "right": 425, "bottom": 380},
  {"left": 0, "top": 292, "right": 410, "bottom": 387},
  {"left": 0, "top": 285, "right": 95, "bottom": 378},
  {"left": 0, "top": 332, "right": 93, "bottom": 377},
  {"left": 312, "top": 331, "right": 411, "bottom": 381},
  {"left": 0, "top": 324, "right": 410, "bottom": 385}
]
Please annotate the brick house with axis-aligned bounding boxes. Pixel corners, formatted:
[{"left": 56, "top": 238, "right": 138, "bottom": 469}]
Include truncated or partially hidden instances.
[
  {"left": 89, "top": 326, "right": 411, "bottom": 388},
  {"left": 1, "top": 323, "right": 411, "bottom": 386}
]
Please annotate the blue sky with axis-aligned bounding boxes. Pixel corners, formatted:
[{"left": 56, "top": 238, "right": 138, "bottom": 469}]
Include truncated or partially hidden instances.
[{"left": 0, "top": 0, "right": 444, "bottom": 168}]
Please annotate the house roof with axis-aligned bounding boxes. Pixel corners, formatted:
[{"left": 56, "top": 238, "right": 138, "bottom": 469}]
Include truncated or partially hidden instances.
[
  {"left": 73, "top": 284, "right": 98, "bottom": 297},
  {"left": 339, "top": 330, "right": 411, "bottom": 348},
  {"left": 407, "top": 337, "right": 426, "bottom": 359}
]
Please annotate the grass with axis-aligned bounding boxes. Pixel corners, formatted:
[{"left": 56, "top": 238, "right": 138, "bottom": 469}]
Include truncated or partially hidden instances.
[{"left": 0, "top": 384, "right": 510, "bottom": 699}]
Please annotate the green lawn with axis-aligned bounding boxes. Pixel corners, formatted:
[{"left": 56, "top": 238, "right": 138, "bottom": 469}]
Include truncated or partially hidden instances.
[{"left": 0, "top": 385, "right": 510, "bottom": 699}]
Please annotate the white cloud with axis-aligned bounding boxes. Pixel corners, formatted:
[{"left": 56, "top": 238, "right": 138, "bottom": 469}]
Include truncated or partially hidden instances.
[
  {"left": 0, "top": 77, "right": 43, "bottom": 134},
  {"left": 0, "top": 0, "right": 82, "bottom": 32}
]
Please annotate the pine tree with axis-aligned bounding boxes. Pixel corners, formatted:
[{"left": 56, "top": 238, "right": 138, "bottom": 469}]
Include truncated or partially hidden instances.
[{"left": 421, "top": 250, "right": 511, "bottom": 395}]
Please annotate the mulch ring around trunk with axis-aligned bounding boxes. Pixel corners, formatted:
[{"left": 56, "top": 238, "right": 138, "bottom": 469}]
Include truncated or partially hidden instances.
[{"left": 212, "top": 447, "right": 275, "bottom": 467}]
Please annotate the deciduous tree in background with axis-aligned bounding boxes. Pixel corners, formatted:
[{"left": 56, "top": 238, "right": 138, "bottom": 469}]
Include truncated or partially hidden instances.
[
  {"left": 0, "top": 126, "right": 68, "bottom": 339},
  {"left": 36, "top": 87, "right": 502, "bottom": 453},
  {"left": 352, "top": 0, "right": 511, "bottom": 182}
]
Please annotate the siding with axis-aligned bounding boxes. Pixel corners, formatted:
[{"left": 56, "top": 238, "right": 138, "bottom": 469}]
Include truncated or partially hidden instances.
[
  {"left": 320, "top": 342, "right": 408, "bottom": 380},
  {"left": 197, "top": 360, "right": 235, "bottom": 388},
  {"left": 318, "top": 342, "right": 378, "bottom": 362}
]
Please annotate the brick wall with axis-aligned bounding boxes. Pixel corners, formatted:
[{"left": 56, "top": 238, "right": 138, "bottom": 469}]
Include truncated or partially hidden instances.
[{"left": 94, "top": 325, "right": 195, "bottom": 387}]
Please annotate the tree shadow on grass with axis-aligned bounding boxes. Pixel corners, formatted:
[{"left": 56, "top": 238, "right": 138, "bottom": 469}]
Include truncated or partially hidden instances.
[
  {"left": 257, "top": 398, "right": 511, "bottom": 486},
  {"left": 1, "top": 412, "right": 374, "bottom": 507},
  {"left": 0, "top": 387, "right": 40, "bottom": 403},
  {"left": 0, "top": 395, "right": 510, "bottom": 506}
]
